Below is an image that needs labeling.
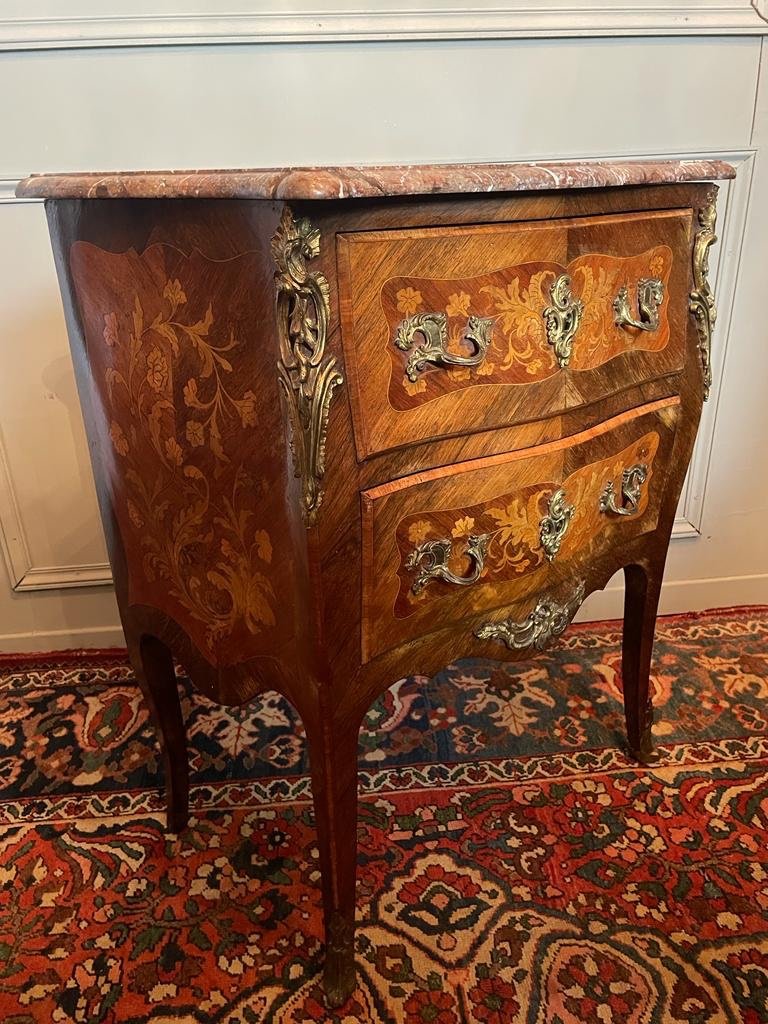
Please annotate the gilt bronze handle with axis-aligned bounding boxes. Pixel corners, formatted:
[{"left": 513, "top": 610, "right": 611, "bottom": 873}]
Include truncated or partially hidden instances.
[
  {"left": 543, "top": 274, "right": 583, "bottom": 369},
  {"left": 474, "top": 580, "right": 586, "bottom": 651},
  {"left": 406, "top": 533, "right": 490, "bottom": 595},
  {"left": 599, "top": 463, "right": 648, "bottom": 517},
  {"left": 539, "top": 488, "right": 574, "bottom": 562},
  {"left": 395, "top": 313, "right": 493, "bottom": 382},
  {"left": 613, "top": 278, "right": 664, "bottom": 333}
]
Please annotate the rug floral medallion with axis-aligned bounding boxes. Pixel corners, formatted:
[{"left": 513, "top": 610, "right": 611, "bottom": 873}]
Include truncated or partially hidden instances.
[{"left": 0, "top": 608, "right": 766, "bottom": 1023}]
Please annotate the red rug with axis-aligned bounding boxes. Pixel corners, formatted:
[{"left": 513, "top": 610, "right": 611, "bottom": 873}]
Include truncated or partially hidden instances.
[{"left": 0, "top": 607, "right": 766, "bottom": 1022}]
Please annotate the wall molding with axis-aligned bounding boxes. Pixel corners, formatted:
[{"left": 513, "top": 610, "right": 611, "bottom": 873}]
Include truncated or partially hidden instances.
[
  {"left": 0, "top": 201, "right": 112, "bottom": 591},
  {"left": 0, "top": 2, "right": 767, "bottom": 51},
  {"left": 0, "top": 413, "right": 112, "bottom": 591},
  {"left": 672, "top": 148, "right": 756, "bottom": 538}
]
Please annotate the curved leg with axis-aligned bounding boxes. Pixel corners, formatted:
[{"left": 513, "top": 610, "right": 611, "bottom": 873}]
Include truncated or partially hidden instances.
[
  {"left": 622, "top": 563, "right": 663, "bottom": 765},
  {"left": 305, "top": 711, "right": 360, "bottom": 1008},
  {"left": 130, "top": 634, "right": 190, "bottom": 833}
]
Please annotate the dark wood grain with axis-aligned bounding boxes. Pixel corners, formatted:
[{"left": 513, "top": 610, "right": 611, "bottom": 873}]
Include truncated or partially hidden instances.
[{"left": 39, "top": 171, "right": 718, "bottom": 1007}]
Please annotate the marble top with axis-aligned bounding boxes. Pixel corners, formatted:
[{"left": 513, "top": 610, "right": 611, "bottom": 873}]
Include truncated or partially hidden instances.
[{"left": 17, "top": 159, "right": 734, "bottom": 201}]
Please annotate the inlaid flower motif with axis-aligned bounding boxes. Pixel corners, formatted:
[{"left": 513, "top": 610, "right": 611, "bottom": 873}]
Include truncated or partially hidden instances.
[
  {"left": 408, "top": 520, "right": 433, "bottom": 544},
  {"left": 97, "top": 269, "right": 277, "bottom": 658},
  {"left": 446, "top": 291, "right": 471, "bottom": 318},
  {"left": 396, "top": 287, "right": 423, "bottom": 316},
  {"left": 163, "top": 278, "right": 187, "bottom": 307},
  {"left": 102, "top": 313, "right": 118, "bottom": 347},
  {"left": 146, "top": 348, "right": 169, "bottom": 392},
  {"left": 451, "top": 516, "right": 475, "bottom": 538},
  {"left": 649, "top": 253, "right": 665, "bottom": 277},
  {"left": 403, "top": 376, "right": 427, "bottom": 396},
  {"left": 185, "top": 420, "right": 205, "bottom": 447},
  {"left": 109, "top": 421, "right": 129, "bottom": 457}
]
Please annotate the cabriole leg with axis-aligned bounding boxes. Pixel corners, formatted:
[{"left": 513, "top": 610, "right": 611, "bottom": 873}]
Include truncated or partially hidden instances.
[
  {"left": 129, "top": 633, "right": 190, "bottom": 834},
  {"left": 622, "top": 563, "right": 664, "bottom": 765},
  {"left": 305, "top": 713, "right": 360, "bottom": 1008}
]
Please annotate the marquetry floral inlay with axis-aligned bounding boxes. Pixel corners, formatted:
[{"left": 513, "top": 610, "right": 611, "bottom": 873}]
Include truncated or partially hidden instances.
[
  {"left": 394, "top": 431, "right": 662, "bottom": 616},
  {"left": 481, "top": 272, "right": 553, "bottom": 375},
  {"left": 396, "top": 287, "right": 423, "bottom": 317},
  {"left": 90, "top": 254, "right": 277, "bottom": 660},
  {"left": 383, "top": 246, "right": 673, "bottom": 407}
]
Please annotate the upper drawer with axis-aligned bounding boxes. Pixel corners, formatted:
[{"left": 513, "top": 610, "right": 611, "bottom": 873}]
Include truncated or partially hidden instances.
[{"left": 337, "top": 209, "right": 692, "bottom": 458}]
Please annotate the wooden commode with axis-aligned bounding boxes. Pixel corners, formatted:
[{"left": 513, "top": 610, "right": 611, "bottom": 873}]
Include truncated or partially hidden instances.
[{"left": 18, "top": 159, "right": 732, "bottom": 1005}]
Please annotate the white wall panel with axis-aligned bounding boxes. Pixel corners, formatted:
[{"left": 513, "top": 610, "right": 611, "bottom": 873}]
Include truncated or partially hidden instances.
[
  {"left": 0, "top": 23, "right": 765, "bottom": 649},
  {"left": 0, "top": 37, "right": 759, "bottom": 175}
]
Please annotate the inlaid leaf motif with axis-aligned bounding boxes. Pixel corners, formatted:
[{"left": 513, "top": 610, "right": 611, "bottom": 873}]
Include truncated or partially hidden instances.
[
  {"left": 481, "top": 271, "right": 553, "bottom": 372},
  {"left": 109, "top": 421, "right": 129, "bottom": 457},
  {"left": 103, "top": 313, "right": 118, "bottom": 347},
  {"left": 486, "top": 493, "right": 541, "bottom": 573},
  {"left": 574, "top": 263, "right": 614, "bottom": 359},
  {"left": 445, "top": 291, "right": 471, "bottom": 318}
]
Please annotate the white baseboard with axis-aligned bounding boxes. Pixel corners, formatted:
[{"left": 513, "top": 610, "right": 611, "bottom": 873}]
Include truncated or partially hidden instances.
[
  {"left": 577, "top": 572, "right": 768, "bottom": 622},
  {"left": 0, "top": 574, "right": 763, "bottom": 653},
  {"left": 0, "top": 624, "right": 125, "bottom": 654}
]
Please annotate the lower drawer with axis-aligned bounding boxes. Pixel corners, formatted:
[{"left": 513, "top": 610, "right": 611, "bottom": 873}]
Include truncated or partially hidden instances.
[{"left": 360, "top": 397, "right": 680, "bottom": 661}]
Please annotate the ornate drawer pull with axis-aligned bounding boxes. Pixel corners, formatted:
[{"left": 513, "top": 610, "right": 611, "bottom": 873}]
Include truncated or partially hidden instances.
[
  {"left": 406, "top": 532, "right": 490, "bottom": 595},
  {"left": 613, "top": 278, "right": 664, "bottom": 333},
  {"left": 539, "top": 488, "right": 574, "bottom": 562},
  {"left": 474, "top": 580, "right": 586, "bottom": 651},
  {"left": 599, "top": 463, "right": 648, "bottom": 517},
  {"left": 395, "top": 313, "right": 493, "bottom": 382},
  {"left": 543, "top": 274, "right": 583, "bottom": 369}
]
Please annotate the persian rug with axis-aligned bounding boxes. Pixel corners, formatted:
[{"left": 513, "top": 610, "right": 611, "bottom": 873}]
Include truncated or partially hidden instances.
[{"left": 0, "top": 607, "right": 766, "bottom": 1024}]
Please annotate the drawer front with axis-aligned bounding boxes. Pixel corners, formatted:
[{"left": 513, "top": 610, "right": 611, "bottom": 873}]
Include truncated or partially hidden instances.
[
  {"left": 361, "top": 398, "right": 680, "bottom": 661},
  {"left": 338, "top": 210, "right": 692, "bottom": 458}
]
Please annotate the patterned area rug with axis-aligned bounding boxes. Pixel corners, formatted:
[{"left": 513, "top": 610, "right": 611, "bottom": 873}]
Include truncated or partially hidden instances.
[{"left": 0, "top": 607, "right": 766, "bottom": 1023}]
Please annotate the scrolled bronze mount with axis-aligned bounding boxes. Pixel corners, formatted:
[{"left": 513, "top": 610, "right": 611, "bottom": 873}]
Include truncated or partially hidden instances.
[
  {"left": 273, "top": 208, "right": 344, "bottom": 526},
  {"left": 395, "top": 312, "right": 493, "bottom": 381},
  {"left": 406, "top": 532, "right": 490, "bottom": 595}
]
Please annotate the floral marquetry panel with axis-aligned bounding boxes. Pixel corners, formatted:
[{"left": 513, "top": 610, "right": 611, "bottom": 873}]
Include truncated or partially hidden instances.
[
  {"left": 361, "top": 399, "right": 680, "bottom": 661},
  {"left": 69, "top": 242, "right": 297, "bottom": 668},
  {"left": 338, "top": 208, "right": 692, "bottom": 458},
  {"left": 393, "top": 430, "right": 661, "bottom": 616},
  {"left": 381, "top": 247, "right": 672, "bottom": 404}
]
